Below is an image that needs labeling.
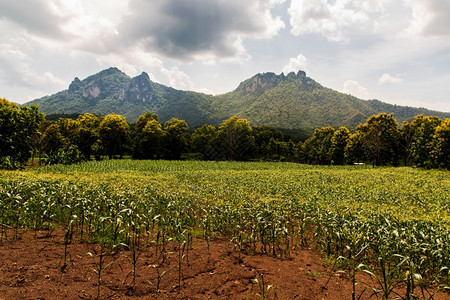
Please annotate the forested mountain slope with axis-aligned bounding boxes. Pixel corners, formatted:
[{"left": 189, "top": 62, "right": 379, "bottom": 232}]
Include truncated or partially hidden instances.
[
  {"left": 28, "top": 68, "right": 450, "bottom": 133},
  {"left": 29, "top": 67, "right": 214, "bottom": 126}
]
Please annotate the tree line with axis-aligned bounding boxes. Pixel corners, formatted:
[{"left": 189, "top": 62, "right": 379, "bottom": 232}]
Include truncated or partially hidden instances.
[{"left": 1, "top": 97, "right": 449, "bottom": 169}]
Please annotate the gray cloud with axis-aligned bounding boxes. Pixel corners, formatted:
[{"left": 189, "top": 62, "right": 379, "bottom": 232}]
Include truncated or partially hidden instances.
[
  {"left": 0, "top": 42, "right": 65, "bottom": 89},
  {"left": 406, "top": 0, "right": 450, "bottom": 36},
  {"left": 0, "top": 0, "right": 65, "bottom": 38},
  {"left": 119, "top": 0, "right": 284, "bottom": 60},
  {"left": 421, "top": 0, "right": 450, "bottom": 36}
]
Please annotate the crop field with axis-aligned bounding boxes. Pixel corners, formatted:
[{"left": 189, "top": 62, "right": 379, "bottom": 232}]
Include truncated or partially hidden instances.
[{"left": 0, "top": 160, "right": 449, "bottom": 299}]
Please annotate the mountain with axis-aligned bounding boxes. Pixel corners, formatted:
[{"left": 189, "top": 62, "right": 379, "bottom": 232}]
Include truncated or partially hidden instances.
[
  {"left": 210, "top": 71, "right": 450, "bottom": 132},
  {"left": 27, "top": 68, "right": 450, "bottom": 137},
  {"left": 30, "top": 67, "right": 215, "bottom": 126}
]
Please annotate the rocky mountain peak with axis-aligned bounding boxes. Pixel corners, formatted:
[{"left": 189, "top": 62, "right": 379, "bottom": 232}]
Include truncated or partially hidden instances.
[
  {"left": 285, "top": 70, "right": 306, "bottom": 79},
  {"left": 139, "top": 71, "right": 150, "bottom": 80},
  {"left": 235, "top": 70, "right": 319, "bottom": 95},
  {"left": 119, "top": 71, "right": 155, "bottom": 103},
  {"left": 98, "top": 67, "right": 125, "bottom": 77},
  {"left": 68, "top": 77, "right": 81, "bottom": 92},
  {"left": 235, "top": 72, "right": 282, "bottom": 95},
  {"left": 65, "top": 67, "right": 131, "bottom": 103}
]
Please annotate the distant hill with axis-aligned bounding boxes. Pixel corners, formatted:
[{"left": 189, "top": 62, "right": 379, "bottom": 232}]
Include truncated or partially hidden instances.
[
  {"left": 28, "top": 67, "right": 450, "bottom": 137},
  {"left": 210, "top": 71, "right": 450, "bottom": 132},
  {"left": 29, "top": 67, "right": 215, "bottom": 127}
]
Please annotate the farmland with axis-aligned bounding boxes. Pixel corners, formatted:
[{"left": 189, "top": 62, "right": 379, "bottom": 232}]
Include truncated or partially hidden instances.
[{"left": 0, "top": 160, "right": 449, "bottom": 299}]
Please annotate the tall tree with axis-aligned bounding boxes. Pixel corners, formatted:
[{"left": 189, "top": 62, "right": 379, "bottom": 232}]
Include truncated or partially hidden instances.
[
  {"left": 410, "top": 115, "right": 442, "bottom": 168},
  {"left": 141, "top": 119, "right": 163, "bottom": 159},
  {"left": 301, "top": 126, "right": 335, "bottom": 164},
  {"left": 430, "top": 119, "right": 450, "bottom": 169},
  {"left": 345, "top": 131, "right": 367, "bottom": 164},
  {"left": 42, "top": 123, "right": 65, "bottom": 157},
  {"left": 162, "top": 118, "right": 188, "bottom": 160},
  {"left": 191, "top": 124, "right": 218, "bottom": 160},
  {"left": 358, "top": 113, "right": 400, "bottom": 167},
  {"left": 74, "top": 113, "right": 101, "bottom": 160},
  {"left": 252, "top": 126, "right": 283, "bottom": 159},
  {"left": 132, "top": 112, "right": 160, "bottom": 159},
  {"left": 329, "top": 126, "right": 350, "bottom": 165},
  {"left": 266, "top": 138, "right": 296, "bottom": 161},
  {"left": 399, "top": 121, "right": 415, "bottom": 166},
  {"left": 135, "top": 112, "right": 159, "bottom": 133},
  {"left": 216, "top": 116, "right": 254, "bottom": 161},
  {"left": 99, "top": 114, "right": 130, "bottom": 159},
  {"left": 0, "top": 98, "right": 44, "bottom": 168}
]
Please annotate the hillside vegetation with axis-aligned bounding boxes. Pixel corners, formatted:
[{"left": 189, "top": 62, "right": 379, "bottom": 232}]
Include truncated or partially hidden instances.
[
  {"left": 27, "top": 68, "right": 450, "bottom": 134},
  {"left": 30, "top": 68, "right": 214, "bottom": 126}
]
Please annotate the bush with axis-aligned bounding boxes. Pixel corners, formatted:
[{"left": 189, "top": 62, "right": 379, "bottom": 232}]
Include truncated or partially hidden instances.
[
  {"left": 0, "top": 156, "right": 20, "bottom": 170},
  {"left": 47, "top": 145, "right": 83, "bottom": 165}
]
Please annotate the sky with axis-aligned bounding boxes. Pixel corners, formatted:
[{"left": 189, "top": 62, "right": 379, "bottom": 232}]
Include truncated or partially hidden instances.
[{"left": 0, "top": 0, "right": 449, "bottom": 112}]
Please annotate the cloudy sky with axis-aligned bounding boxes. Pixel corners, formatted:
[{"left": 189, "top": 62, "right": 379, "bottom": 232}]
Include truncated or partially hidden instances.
[{"left": 0, "top": 0, "right": 449, "bottom": 112}]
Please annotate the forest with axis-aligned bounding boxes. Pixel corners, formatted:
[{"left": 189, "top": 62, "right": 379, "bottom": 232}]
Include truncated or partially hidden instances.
[{"left": 1, "top": 97, "right": 449, "bottom": 170}]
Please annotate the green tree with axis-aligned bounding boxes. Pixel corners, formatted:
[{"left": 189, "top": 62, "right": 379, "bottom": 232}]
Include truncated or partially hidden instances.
[
  {"left": 329, "top": 126, "right": 350, "bottom": 165},
  {"left": 410, "top": 115, "right": 442, "bottom": 168},
  {"left": 42, "top": 123, "right": 65, "bottom": 157},
  {"left": 31, "top": 120, "right": 53, "bottom": 165},
  {"left": 216, "top": 116, "right": 255, "bottom": 161},
  {"left": 135, "top": 112, "right": 159, "bottom": 133},
  {"left": 99, "top": 114, "right": 130, "bottom": 159},
  {"left": 57, "top": 117, "right": 79, "bottom": 145},
  {"left": 266, "top": 138, "right": 296, "bottom": 161},
  {"left": 162, "top": 118, "right": 188, "bottom": 160},
  {"left": 430, "top": 119, "right": 450, "bottom": 169},
  {"left": 399, "top": 121, "right": 415, "bottom": 166},
  {"left": 141, "top": 119, "right": 163, "bottom": 159},
  {"left": 0, "top": 98, "right": 44, "bottom": 168},
  {"left": 252, "top": 126, "right": 283, "bottom": 159},
  {"left": 358, "top": 113, "right": 400, "bottom": 167},
  {"left": 74, "top": 113, "right": 101, "bottom": 160},
  {"left": 191, "top": 124, "right": 218, "bottom": 160},
  {"left": 301, "top": 126, "right": 335, "bottom": 164},
  {"left": 345, "top": 131, "right": 367, "bottom": 164},
  {"left": 132, "top": 112, "right": 160, "bottom": 159}
]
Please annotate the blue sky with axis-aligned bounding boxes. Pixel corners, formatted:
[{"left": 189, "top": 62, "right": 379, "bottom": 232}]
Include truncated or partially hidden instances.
[{"left": 0, "top": 0, "right": 449, "bottom": 112}]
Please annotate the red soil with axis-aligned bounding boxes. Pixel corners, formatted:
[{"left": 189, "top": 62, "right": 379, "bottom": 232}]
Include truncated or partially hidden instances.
[{"left": 0, "top": 228, "right": 447, "bottom": 299}]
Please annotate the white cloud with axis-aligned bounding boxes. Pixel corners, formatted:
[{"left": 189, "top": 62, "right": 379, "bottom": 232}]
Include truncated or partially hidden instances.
[
  {"left": 341, "top": 80, "right": 369, "bottom": 99},
  {"left": 288, "top": 0, "right": 389, "bottom": 42},
  {"left": 405, "top": 0, "right": 450, "bottom": 36},
  {"left": 282, "top": 53, "right": 308, "bottom": 74},
  {"left": 0, "top": 43, "right": 65, "bottom": 89},
  {"left": 378, "top": 73, "right": 404, "bottom": 85},
  {"left": 270, "top": 0, "right": 287, "bottom": 4}
]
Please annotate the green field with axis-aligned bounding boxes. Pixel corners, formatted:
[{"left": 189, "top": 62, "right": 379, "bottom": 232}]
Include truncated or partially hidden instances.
[{"left": 1, "top": 160, "right": 449, "bottom": 297}]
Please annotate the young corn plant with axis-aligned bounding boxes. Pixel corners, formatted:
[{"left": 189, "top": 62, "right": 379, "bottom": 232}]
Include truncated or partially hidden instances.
[
  {"left": 362, "top": 249, "right": 406, "bottom": 299},
  {"left": 121, "top": 222, "right": 147, "bottom": 291},
  {"left": 87, "top": 245, "right": 118, "bottom": 300},
  {"left": 250, "top": 273, "right": 276, "bottom": 300},
  {"left": 60, "top": 216, "right": 75, "bottom": 273}
]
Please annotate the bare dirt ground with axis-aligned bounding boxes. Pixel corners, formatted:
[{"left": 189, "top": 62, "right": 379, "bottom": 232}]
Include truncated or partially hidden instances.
[{"left": 0, "top": 228, "right": 448, "bottom": 299}]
